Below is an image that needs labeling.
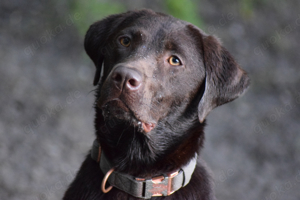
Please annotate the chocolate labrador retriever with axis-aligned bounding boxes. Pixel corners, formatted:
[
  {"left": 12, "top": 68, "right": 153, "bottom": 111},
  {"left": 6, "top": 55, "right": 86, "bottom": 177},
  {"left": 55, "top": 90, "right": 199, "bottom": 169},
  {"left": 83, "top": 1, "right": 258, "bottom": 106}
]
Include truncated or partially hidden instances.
[{"left": 63, "top": 9, "right": 250, "bottom": 200}]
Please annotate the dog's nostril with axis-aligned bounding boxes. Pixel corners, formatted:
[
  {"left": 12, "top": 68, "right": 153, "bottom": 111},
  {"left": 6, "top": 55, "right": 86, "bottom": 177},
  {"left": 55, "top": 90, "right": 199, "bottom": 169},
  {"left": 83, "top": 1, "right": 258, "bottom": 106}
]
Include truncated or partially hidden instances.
[{"left": 128, "top": 79, "right": 140, "bottom": 88}]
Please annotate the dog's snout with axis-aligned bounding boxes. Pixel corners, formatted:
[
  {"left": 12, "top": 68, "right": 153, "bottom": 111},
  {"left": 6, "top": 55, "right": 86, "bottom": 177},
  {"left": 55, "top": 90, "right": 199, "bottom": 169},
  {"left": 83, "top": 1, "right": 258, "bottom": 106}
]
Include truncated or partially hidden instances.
[{"left": 111, "top": 66, "right": 142, "bottom": 91}]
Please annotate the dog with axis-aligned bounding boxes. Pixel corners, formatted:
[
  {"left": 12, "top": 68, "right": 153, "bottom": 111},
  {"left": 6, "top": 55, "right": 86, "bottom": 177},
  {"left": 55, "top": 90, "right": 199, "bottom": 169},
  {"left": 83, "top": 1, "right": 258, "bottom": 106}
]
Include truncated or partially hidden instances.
[{"left": 63, "top": 9, "right": 250, "bottom": 200}]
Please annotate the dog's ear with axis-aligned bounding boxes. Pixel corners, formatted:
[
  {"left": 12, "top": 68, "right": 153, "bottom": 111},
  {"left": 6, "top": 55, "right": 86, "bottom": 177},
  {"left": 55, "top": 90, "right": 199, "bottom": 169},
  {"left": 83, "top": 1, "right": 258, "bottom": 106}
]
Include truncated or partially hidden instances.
[
  {"left": 188, "top": 26, "right": 250, "bottom": 122},
  {"left": 198, "top": 35, "right": 250, "bottom": 122},
  {"left": 84, "top": 13, "right": 125, "bottom": 86}
]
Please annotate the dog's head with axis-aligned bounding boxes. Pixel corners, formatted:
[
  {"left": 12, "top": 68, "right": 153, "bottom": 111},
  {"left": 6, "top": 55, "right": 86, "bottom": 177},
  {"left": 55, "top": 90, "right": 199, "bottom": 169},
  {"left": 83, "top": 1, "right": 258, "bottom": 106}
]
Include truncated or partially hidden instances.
[{"left": 85, "top": 9, "right": 249, "bottom": 134}]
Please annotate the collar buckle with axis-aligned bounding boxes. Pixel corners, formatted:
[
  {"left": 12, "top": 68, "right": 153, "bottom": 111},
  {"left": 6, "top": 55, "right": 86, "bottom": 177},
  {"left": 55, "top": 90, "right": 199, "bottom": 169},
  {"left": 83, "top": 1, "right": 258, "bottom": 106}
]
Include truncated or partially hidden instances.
[{"left": 141, "top": 170, "right": 179, "bottom": 198}]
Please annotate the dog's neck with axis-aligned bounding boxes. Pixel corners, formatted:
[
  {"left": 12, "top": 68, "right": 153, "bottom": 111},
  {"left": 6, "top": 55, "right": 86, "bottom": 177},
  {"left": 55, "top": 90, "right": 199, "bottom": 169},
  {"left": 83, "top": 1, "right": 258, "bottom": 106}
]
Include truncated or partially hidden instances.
[
  {"left": 91, "top": 139, "right": 198, "bottom": 198},
  {"left": 94, "top": 106, "right": 205, "bottom": 178}
]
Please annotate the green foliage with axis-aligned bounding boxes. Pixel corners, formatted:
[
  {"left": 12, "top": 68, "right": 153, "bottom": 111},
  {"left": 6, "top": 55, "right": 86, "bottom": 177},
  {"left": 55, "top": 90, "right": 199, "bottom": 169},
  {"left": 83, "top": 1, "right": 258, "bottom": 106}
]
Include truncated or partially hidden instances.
[
  {"left": 239, "top": 0, "right": 254, "bottom": 18},
  {"left": 70, "top": 0, "right": 126, "bottom": 35},
  {"left": 165, "top": 0, "right": 204, "bottom": 28},
  {"left": 239, "top": 0, "right": 268, "bottom": 18}
]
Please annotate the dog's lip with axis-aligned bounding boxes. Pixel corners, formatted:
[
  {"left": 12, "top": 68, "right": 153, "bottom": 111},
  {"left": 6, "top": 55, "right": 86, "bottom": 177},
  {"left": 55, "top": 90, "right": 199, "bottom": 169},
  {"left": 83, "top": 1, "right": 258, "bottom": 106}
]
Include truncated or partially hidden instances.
[
  {"left": 141, "top": 122, "right": 156, "bottom": 133},
  {"left": 101, "top": 98, "right": 156, "bottom": 133}
]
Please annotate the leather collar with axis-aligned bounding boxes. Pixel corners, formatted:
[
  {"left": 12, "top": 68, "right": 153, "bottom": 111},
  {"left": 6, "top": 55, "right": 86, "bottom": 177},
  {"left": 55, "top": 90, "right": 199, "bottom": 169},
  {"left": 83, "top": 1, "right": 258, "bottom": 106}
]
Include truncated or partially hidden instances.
[{"left": 91, "top": 139, "right": 198, "bottom": 199}]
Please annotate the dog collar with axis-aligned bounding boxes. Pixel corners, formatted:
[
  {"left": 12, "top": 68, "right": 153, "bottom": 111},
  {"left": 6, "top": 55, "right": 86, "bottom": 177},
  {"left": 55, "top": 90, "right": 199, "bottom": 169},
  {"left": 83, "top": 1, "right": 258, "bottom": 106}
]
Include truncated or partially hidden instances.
[{"left": 91, "top": 139, "right": 197, "bottom": 199}]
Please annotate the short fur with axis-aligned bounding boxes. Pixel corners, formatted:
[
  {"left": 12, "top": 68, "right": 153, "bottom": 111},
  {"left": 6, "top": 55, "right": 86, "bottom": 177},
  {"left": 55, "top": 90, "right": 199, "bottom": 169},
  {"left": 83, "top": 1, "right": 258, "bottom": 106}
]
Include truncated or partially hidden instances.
[{"left": 63, "top": 9, "right": 250, "bottom": 200}]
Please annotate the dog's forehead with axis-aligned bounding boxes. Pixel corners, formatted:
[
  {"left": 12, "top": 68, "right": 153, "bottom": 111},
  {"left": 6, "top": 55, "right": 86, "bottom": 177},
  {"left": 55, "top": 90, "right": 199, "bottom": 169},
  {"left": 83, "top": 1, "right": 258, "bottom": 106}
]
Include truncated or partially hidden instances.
[
  {"left": 118, "top": 13, "right": 187, "bottom": 39},
  {"left": 117, "top": 16, "right": 195, "bottom": 58}
]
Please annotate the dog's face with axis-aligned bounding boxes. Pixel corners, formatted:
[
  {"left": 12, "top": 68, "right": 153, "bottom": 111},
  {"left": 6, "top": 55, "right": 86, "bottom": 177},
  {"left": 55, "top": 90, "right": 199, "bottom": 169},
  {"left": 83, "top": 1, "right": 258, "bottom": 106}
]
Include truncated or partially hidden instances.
[
  {"left": 84, "top": 9, "right": 249, "bottom": 173},
  {"left": 85, "top": 9, "right": 249, "bottom": 135},
  {"left": 88, "top": 12, "right": 208, "bottom": 133}
]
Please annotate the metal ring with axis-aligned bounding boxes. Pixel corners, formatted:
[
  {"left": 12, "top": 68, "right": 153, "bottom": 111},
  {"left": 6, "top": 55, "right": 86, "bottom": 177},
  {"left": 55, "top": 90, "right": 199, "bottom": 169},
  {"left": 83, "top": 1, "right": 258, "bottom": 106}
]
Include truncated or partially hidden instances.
[{"left": 101, "top": 168, "right": 114, "bottom": 193}]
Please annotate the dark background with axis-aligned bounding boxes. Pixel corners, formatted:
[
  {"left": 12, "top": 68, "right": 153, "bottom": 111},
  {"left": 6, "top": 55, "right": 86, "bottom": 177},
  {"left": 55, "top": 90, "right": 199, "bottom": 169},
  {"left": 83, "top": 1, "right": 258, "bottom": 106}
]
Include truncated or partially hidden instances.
[{"left": 1, "top": 0, "right": 299, "bottom": 200}]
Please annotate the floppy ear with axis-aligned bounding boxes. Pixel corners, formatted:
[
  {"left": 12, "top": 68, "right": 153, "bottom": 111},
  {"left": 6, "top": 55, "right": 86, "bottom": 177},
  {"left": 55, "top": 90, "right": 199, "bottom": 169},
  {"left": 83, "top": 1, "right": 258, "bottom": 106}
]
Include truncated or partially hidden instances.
[
  {"left": 197, "top": 32, "right": 250, "bottom": 122},
  {"left": 84, "top": 13, "right": 125, "bottom": 86}
]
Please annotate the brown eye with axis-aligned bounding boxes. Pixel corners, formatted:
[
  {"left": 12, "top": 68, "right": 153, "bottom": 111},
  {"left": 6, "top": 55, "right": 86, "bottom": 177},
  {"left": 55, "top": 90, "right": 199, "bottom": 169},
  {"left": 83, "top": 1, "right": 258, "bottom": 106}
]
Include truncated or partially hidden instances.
[
  {"left": 119, "top": 37, "right": 131, "bottom": 47},
  {"left": 168, "top": 56, "right": 182, "bottom": 66}
]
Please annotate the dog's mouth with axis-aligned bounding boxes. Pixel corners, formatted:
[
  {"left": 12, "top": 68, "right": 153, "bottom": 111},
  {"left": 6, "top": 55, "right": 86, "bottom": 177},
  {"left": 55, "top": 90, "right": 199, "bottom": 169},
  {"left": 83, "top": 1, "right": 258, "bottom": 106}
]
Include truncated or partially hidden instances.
[{"left": 100, "top": 99, "right": 156, "bottom": 133}]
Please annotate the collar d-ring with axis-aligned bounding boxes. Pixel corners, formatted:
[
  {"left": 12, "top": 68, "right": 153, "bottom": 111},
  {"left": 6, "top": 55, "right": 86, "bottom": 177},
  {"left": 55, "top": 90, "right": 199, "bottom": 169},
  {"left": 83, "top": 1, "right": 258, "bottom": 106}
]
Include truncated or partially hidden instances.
[{"left": 101, "top": 168, "right": 115, "bottom": 193}]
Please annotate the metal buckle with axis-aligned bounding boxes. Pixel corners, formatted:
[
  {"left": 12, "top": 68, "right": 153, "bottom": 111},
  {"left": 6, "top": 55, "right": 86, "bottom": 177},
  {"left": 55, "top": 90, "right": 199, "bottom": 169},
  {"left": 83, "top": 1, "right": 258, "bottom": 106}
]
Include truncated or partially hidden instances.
[
  {"left": 151, "top": 175, "right": 166, "bottom": 196},
  {"left": 143, "top": 170, "right": 179, "bottom": 198},
  {"left": 167, "top": 171, "right": 179, "bottom": 195}
]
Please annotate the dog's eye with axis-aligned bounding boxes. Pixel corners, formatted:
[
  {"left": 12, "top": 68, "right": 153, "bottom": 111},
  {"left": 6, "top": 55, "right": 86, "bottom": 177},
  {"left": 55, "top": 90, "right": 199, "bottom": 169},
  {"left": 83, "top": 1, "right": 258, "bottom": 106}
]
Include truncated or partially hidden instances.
[
  {"left": 119, "top": 37, "right": 131, "bottom": 47},
  {"left": 168, "top": 56, "right": 182, "bottom": 66}
]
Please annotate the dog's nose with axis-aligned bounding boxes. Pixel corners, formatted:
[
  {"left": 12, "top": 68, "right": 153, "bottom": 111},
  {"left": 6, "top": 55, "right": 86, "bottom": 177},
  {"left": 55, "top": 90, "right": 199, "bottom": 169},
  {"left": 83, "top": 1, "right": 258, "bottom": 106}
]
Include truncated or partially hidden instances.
[{"left": 111, "top": 66, "right": 142, "bottom": 91}]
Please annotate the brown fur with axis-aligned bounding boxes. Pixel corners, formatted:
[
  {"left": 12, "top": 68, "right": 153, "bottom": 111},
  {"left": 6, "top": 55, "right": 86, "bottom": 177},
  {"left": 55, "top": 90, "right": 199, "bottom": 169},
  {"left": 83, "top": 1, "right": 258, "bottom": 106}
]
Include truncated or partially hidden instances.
[{"left": 63, "top": 9, "right": 250, "bottom": 200}]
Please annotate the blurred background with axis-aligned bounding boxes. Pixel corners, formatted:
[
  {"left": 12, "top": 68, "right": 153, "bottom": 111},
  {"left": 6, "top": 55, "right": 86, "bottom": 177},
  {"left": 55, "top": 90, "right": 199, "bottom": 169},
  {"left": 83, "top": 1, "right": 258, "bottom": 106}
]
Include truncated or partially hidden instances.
[{"left": 1, "top": 0, "right": 299, "bottom": 199}]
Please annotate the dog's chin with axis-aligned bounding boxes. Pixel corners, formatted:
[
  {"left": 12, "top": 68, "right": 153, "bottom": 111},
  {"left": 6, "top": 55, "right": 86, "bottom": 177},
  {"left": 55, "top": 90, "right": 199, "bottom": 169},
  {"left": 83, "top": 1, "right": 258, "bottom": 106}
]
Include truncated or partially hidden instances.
[{"left": 101, "top": 99, "right": 156, "bottom": 133}]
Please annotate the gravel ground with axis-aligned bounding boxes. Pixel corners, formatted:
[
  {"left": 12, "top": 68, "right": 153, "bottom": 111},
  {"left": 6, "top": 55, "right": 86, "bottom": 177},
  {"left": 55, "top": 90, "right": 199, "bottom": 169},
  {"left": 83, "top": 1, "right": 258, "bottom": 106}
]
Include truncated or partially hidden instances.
[{"left": 1, "top": 1, "right": 300, "bottom": 200}]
